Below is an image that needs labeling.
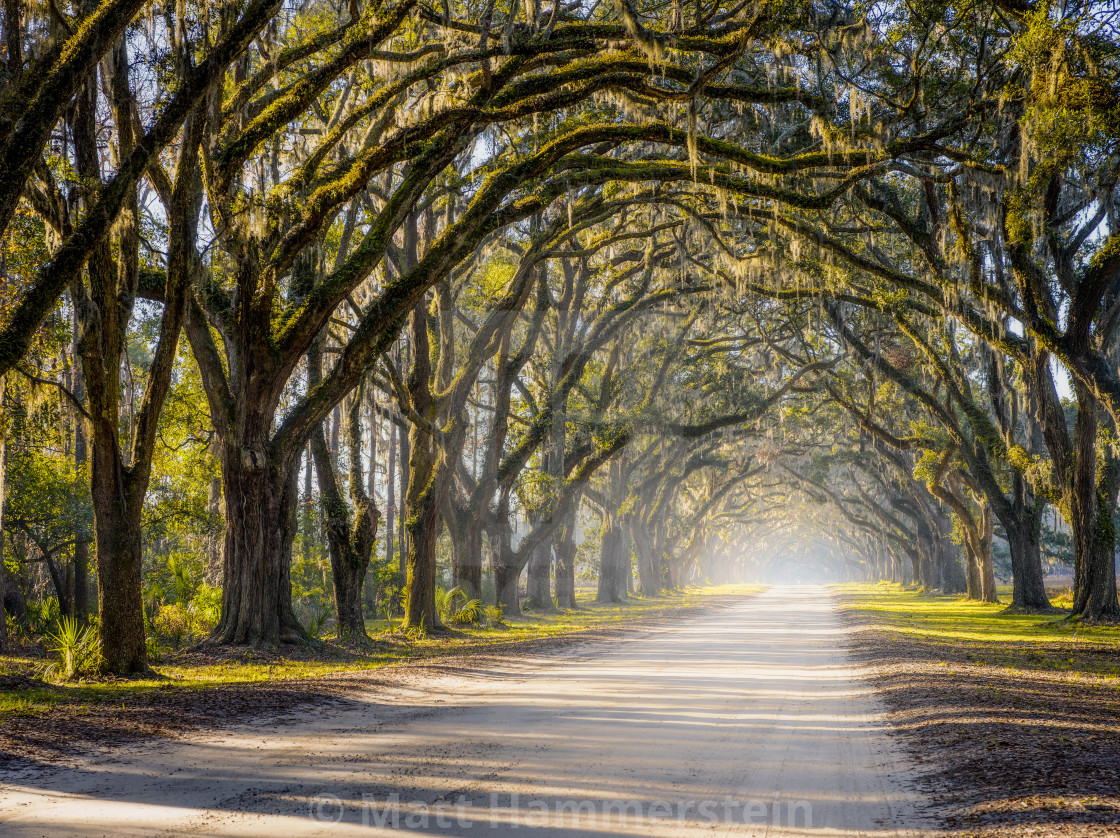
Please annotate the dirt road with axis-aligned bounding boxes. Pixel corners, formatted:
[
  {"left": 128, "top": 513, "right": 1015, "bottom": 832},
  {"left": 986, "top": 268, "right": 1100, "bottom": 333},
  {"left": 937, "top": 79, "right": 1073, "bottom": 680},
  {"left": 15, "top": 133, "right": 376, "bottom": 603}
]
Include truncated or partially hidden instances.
[{"left": 0, "top": 586, "right": 936, "bottom": 836}]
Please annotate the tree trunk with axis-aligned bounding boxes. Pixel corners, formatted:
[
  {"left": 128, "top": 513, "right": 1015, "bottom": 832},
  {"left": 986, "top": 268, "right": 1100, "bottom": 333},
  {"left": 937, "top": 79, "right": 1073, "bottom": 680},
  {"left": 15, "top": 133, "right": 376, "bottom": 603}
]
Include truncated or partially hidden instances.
[
  {"left": 633, "top": 519, "right": 661, "bottom": 596},
  {"left": 1006, "top": 519, "right": 1050, "bottom": 610},
  {"left": 1003, "top": 478, "right": 1052, "bottom": 610},
  {"left": 450, "top": 509, "right": 482, "bottom": 599},
  {"left": 524, "top": 537, "right": 552, "bottom": 611},
  {"left": 0, "top": 392, "right": 7, "bottom": 648},
  {"left": 398, "top": 425, "right": 411, "bottom": 574},
  {"left": 494, "top": 561, "right": 522, "bottom": 615},
  {"left": 620, "top": 526, "right": 633, "bottom": 594},
  {"left": 386, "top": 419, "right": 397, "bottom": 572},
  {"left": 211, "top": 448, "right": 306, "bottom": 646},
  {"left": 1068, "top": 387, "right": 1120, "bottom": 621},
  {"left": 88, "top": 439, "right": 148, "bottom": 672},
  {"left": 402, "top": 302, "right": 444, "bottom": 631},
  {"left": 310, "top": 417, "right": 375, "bottom": 639},
  {"left": 554, "top": 507, "right": 577, "bottom": 610},
  {"left": 308, "top": 343, "right": 378, "bottom": 641},
  {"left": 938, "top": 539, "right": 966, "bottom": 593},
  {"left": 73, "top": 63, "right": 202, "bottom": 672},
  {"left": 330, "top": 541, "right": 368, "bottom": 638},
  {"left": 1068, "top": 466, "right": 1120, "bottom": 621},
  {"left": 978, "top": 505, "right": 998, "bottom": 604},
  {"left": 397, "top": 341, "right": 411, "bottom": 574},
  {"left": 1075, "top": 520, "right": 1120, "bottom": 621},
  {"left": 963, "top": 541, "right": 982, "bottom": 600},
  {"left": 205, "top": 435, "right": 223, "bottom": 584},
  {"left": 70, "top": 349, "right": 90, "bottom": 622},
  {"left": 491, "top": 497, "right": 524, "bottom": 616},
  {"left": 596, "top": 517, "right": 627, "bottom": 603}
]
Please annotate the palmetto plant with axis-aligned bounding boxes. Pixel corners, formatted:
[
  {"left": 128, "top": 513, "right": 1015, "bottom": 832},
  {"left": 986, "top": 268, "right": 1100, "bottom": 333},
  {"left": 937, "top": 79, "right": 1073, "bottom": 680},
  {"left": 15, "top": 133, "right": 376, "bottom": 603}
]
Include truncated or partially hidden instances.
[
  {"left": 39, "top": 617, "right": 102, "bottom": 681},
  {"left": 297, "top": 601, "right": 332, "bottom": 641},
  {"left": 167, "top": 556, "right": 195, "bottom": 603},
  {"left": 447, "top": 598, "right": 483, "bottom": 626},
  {"left": 436, "top": 586, "right": 485, "bottom": 626},
  {"left": 434, "top": 586, "right": 463, "bottom": 623},
  {"left": 25, "top": 598, "right": 59, "bottom": 635}
]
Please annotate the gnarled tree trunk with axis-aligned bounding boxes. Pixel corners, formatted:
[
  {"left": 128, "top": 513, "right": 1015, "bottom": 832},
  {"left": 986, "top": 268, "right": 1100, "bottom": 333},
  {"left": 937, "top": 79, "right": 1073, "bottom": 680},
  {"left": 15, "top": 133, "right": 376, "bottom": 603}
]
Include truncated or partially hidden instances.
[
  {"left": 400, "top": 294, "right": 452, "bottom": 632},
  {"left": 310, "top": 378, "right": 379, "bottom": 641},
  {"left": 449, "top": 507, "right": 483, "bottom": 599},
  {"left": 554, "top": 506, "right": 578, "bottom": 610},
  {"left": 1068, "top": 392, "right": 1120, "bottom": 621},
  {"left": 596, "top": 516, "right": 628, "bottom": 603},
  {"left": 524, "top": 538, "right": 552, "bottom": 611},
  {"left": 632, "top": 519, "right": 661, "bottom": 596},
  {"left": 491, "top": 495, "right": 524, "bottom": 616},
  {"left": 211, "top": 448, "right": 306, "bottom": 645},
  {"left": 1002, "top": 477, "right": 1051, "bottom": 610}
]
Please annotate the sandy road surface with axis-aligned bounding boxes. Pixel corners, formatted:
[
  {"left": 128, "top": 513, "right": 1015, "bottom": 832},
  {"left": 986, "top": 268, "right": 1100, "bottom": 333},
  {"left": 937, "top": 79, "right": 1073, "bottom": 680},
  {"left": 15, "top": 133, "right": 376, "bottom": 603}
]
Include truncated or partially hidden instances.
[{"left": 0, "top": 586, "right": 936, "bottom": 836}]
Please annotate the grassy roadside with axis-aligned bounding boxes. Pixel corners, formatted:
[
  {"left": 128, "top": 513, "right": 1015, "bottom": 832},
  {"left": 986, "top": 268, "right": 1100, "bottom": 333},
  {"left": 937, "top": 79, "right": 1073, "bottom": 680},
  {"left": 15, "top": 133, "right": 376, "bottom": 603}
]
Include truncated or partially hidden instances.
[
  {"left": 0, "top": 585, "right": 759, "bottom": 763},
  {"left": 840, "top": 582, "right": 1120, "bottom": 677},
  {"left": 837, "top": 583, "right": 1120, "bottom": 838}
]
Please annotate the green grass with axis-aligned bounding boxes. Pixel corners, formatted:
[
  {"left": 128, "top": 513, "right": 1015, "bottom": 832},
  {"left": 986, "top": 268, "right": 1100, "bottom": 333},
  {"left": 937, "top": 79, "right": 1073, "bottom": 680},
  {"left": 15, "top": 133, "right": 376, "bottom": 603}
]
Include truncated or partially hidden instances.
[
  {"left": 837, "top": 582, "right": 1120, "bottom": 679},
  {"left": 0, "top": 585, "right": 760, "bottom": 719}
]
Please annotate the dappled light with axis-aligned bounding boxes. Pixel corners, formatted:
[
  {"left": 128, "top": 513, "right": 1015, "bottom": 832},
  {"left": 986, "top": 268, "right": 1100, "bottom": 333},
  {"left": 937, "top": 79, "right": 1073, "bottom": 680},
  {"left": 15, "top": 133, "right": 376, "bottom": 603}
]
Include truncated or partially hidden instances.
[
  {"left": 2, "top": 588, "right": 935, "bottom": 836},
  {"left": 0, "top": 0, "right": 1119, "bottom": 835}
]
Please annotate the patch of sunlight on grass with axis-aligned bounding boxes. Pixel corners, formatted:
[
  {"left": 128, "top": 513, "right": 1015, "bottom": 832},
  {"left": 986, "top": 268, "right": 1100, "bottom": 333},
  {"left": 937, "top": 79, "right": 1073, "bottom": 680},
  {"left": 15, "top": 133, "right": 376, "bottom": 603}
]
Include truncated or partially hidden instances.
[
  {"left": 1, "top": 585, "right": 762, "bottom": 719},
  {"left": 835, "top": 582, "right": 1120, "bottom": 680}
]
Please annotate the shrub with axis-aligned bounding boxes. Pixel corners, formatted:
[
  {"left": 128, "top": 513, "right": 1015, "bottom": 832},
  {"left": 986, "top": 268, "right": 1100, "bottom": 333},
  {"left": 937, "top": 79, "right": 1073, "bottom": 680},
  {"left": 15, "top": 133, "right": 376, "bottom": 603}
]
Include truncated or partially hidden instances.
[
  {"left": 1049, "top": 586, "right": 1074, "bottom": 609},
  {"left": 152, "top": 602, "right": 193, "bottom": 646},
  {"left": 143, "top": 581, "right": 166, "bottom": 627},
  {"left": 482, "top": 605, "right": 504, "bottom": 627},
  {"left": 25, "top": 598, "right": 59, "bottom": 635},
  {"left": 294, "top": 598, "right": 332, "bottom": 640},
  {"left": 306, "top": 603, "right": 331, "bottom": 639},
  {"left": 166, "top": 555, "right": 196, "bottom": 603},
  {"left": 436, "top": 587, "right": 501, "bottom": 626},
  {"left": 447, "top": 598, "right": 483, "bottom": 625},
  {"left": 189, "top": 583, "right": 222, "bottom": 633},
  {"left": 435, "top": 585, "right": 464, "bottom": 622},
  {"left": 146, "top": 633, "right": 169, "bottom": 664},
  {"left": 39, "top": 617, "right": 102, "bottom": 681}
]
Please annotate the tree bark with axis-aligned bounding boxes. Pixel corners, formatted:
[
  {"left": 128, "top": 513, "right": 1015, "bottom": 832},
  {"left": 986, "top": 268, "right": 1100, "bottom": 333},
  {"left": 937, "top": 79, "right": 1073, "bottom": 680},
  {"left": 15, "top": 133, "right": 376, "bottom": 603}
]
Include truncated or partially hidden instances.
[
  {"left": 402, "top": 302, "right": 442, "bottom": 631},
  {"left": 632, "top": 518, "right": 661, "bottom": 596},
  {"left": 595, "top": 517, "right": 624, "bottom": 603},
  {"left": 309, "top": 348, "right": 378, "bottom": 640},
  {"left": 88, "top": 445, "right": 147, "bottom": 671},
  {"left": 494, "top": 562, "right": 522, "bottom": 615},
  {"left": 524, "top": 536, "right": 552, "bottom": 611},
  {"left": 553, "top": 506, "right": 578, "bottom": 610},
  {"left": 490, "top": 491, "right": 524, "bottom": 616},
  {"left": 73, "top": 60, "right": 202, "bottom": 673},
  {"left": 211, "top": 447, "right": 306, "bottom": 645},
  {"left": 449, "top": 507, "right": 483, "bottom": 599},
  {"left": 1000, "top": 476, "right": 1052, "bottom": 610},
  {"left": 1028, "top": 362, "right": 1120, "bottom": 621},
  {"left": 205, "top": 437, "right": 223, "bottom": 585},
  {"left": 963, "top": 540, "right": 982, "bottom": 600},
  {"left": 66, "top": 318, "right": 91, "bottom": 622},
  {"left": 1069, "top": 396, "right": 1120, "bottom": 621},
  {"left": 0, "top": 381, "right": 7, "bottom": 648},
  {"left": 386, "top": 418, "right": 397, "bottom": 573}
]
